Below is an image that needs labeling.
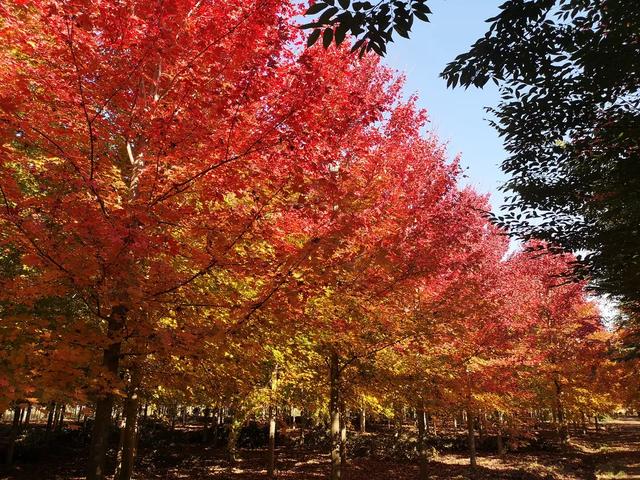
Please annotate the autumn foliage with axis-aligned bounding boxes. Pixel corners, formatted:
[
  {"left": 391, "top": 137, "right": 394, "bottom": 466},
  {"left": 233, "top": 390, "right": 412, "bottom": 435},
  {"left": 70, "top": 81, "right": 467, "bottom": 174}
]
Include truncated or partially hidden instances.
[{"left": 0, "top": 1, "right": 635, "bottom": 479}]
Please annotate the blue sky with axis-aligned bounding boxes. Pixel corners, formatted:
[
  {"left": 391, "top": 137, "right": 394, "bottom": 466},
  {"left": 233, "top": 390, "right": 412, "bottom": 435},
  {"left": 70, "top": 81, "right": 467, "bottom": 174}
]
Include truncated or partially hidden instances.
[{"left": 382, "top": 0, "right": 506, "bottom": 213}]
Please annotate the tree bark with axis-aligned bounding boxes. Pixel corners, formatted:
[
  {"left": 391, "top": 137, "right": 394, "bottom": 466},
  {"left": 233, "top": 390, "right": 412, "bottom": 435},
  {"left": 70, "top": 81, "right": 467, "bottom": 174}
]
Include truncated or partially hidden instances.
[
  {"left": 466, "top": 370, "right": 477, "bottom": 474},
  {"left": 227, "top": 414, "right": 243, "bottom": 463},
  {"left": 267, "top": 364, "right": 279, "bottom": 478},
  {"left": 23, "top": 404, "right": 32, "bottom": 427},
  {"left": 87, "top": 306, "right": 126, "bottom": 480},
  {"left": 466, "top": 408, "right": 477, "bottom": 472},
  {"left": 170, "top": 404, "right": 177, "bottom": 432},
  {"left": 416, "top": 400, "right": 429, "bottom": 480},
  {"left": 114, "top": 370, "right": 141, "bottom": 480},
  {"left": 114, "top": 406, "right": 121, "bottom": 429},
  {"left": 267, "top": 405, "right": 276, "bottom": 478},
  {"left": 45, "top": 402, "right": 56, "bottom": 443},
  {"left": 114, "top": 415, "right": 126, "bottom": 479},
  {"left": 339, "top": 407, "right": 347, "bottom": 467},
  {"left": 554, "top": 378, "right": 568, "bottom": 445},
  {"left": 496, "top": 411, "right": 505, "bottom": 457},
  {"left": 51, "top": 403, "right": 60, "bottom": 431},
  {"left": 329, "top": 352, "right": 341, "bottom": 480},
  {"left": 56, "top": 404, "right": 66, "bottom": 431},
  {"left": 359, "top": 405, "right": 366, "bottom": 434},
  {"left": 203, "top": 407, "right": 210, "bottom": 443},
  {"left": 20, "top": 403, "right": 32, "bottom": 427},
  {"left": 5, "top": 405, "right": 21, "bottom": 465}
]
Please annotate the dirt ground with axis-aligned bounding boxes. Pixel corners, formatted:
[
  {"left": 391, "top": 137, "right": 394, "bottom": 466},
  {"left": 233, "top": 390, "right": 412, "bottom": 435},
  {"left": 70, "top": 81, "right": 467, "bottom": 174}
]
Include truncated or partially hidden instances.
[{"left": 1, "top": 417, "right": 638, "bottom": 480}]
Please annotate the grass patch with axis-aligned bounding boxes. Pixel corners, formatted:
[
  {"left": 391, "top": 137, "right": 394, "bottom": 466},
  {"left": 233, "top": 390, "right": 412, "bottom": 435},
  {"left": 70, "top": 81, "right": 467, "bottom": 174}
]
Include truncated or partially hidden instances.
[{"left": 596, "top": 462, "right": 628, "bottom": 479}]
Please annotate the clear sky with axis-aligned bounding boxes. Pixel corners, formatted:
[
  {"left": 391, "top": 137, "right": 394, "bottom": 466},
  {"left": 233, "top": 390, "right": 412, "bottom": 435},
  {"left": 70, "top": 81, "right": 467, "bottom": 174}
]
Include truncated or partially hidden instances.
[{"left": 381, "top": 0, "right": 506, "bottom": 213}]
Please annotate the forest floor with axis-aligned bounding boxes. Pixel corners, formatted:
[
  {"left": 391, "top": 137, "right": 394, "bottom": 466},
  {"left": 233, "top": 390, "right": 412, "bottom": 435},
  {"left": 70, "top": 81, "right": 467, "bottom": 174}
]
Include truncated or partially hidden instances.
[{"left": 0, "top": 417, "right": 638, "bottom": 480}]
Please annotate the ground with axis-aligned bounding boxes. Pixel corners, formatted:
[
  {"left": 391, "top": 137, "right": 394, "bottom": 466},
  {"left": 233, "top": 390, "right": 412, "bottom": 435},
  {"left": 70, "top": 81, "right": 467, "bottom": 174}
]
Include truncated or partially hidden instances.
[{"left": 1, "top": 418, "right": 638, "bottom": 480}]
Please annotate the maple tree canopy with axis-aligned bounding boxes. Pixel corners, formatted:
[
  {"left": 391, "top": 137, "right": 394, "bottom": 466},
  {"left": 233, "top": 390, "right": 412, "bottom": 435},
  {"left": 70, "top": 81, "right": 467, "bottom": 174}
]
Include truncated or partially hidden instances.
[{"left": 0, "top": 2, "right": 635, "bottom": 480}]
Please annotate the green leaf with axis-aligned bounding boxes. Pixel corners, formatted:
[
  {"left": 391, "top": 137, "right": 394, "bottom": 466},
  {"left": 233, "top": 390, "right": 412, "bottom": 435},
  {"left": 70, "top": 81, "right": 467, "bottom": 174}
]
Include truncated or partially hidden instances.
[
  {"left": 413, "top": 3, "right": 431, "bottom": 14},
  {"left": 394, "top": 24, "right": 410, "bottom": 39},
  {"left": 307, "top": 29, "right": 321, "bottom": 47},
  {"left": 350, "top": 38, "right": 365, "bottom": 52},
  {"left": 338, "top": 0, "right": 350, "bottom": 8},
  {"left": 322, "top": 27, "right": 334, "bottom": 48},
  {"left": 335, "top": 22, "right": 349, "bottom": 45},
  {"left": 318, "top": 6, "right": 339, "bottom": 24},
  {"left": 414, "top": 11, "right": 430, "bottom": 22},
  {"left": 305, "top": 2, "right": 329, "bottom": 16},
  {"left": 300, "top": 22, "right": 321, "bottom": 29}
]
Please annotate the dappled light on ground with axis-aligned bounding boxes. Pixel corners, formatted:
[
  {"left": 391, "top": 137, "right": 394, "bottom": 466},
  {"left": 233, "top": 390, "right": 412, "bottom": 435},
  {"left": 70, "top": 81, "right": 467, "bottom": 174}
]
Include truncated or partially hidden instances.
[{"left": 1, "top": 418, "right": 638, "bottom": 480}]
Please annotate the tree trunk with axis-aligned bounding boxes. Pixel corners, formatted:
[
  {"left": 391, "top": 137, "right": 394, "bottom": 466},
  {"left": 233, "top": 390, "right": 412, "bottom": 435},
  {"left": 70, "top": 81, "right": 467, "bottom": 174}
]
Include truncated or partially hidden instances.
[
  {"left": 87, "top": 388, "right": 117, "bottom": 480},
  {"left": 114, "top": 415, "right": 126, "bottom": 479},
  {"left": 170, "top": 404, "right": 177, "bottom": 432},
  {"left": 477, "top": 412, "right": 485, "bottom": 444},
  {"left": 496, "top": 411, "right": 505, "bottom": 457},
  {"left": 329, "top": 352, "right": 341, "bottom": 480},
  {"left": 45, "top": 402, "right": 56, "bottom": 443},
  {"left": 5, "top": 405, "right": 21, "bottom": 465},
  {"left": 359, "top": 405, "right": 366, "bottom": 434},
  {"left": 466, "top": 409, "right": 477, "bottom": 472},
  {"left": 51, "top": 403, "right": 60, "bottom": 431},
  {"left": 114, "top": 406, "right": 121, "bottom": 429},
  {"left": 466, "top": 370, "right": 477, "bottom": 474},
  {"left": 56, "top": 404, "right": 66, "bottom": 431},
  {"left": 114, "top": 370, "right": 141, "bottom": 480},
  {"left": 339, "top": 407, "right": 347, "bottom": 467},
  {"left": 83, "top": 411, "right": 89, "bottom": 438},
  {"left": 203, "top": 407, "right": 210, "bottom": 443},
  {"left": 466, "top": 409, "right": 477, "bottom": 470},
  {"left": 23, "top": 404, "right": 32, "bottom": 427},
  {"left": 267, "top": 364, "right": 279, "bottom": 478},
  {"left": 554, "top": 379, "right": 568, "bottom": 446},
  {"left": 267, "top": 405, "right": 276, "bottom": 478},
  {"left": 227, "top": 414, "right": 243, "bottom": 463},
  {"left": 87, "top": 306, "right": 126, "bottom": 480},
  {"left": 416, "top": 400, "right": 429, "bottom": 480}
]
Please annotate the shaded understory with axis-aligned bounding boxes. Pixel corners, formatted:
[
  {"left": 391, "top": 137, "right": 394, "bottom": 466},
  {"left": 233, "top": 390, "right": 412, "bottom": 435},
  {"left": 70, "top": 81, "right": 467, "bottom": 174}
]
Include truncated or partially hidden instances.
[{"left": 0, "top": 418, "right": 638, "bottom": 480}]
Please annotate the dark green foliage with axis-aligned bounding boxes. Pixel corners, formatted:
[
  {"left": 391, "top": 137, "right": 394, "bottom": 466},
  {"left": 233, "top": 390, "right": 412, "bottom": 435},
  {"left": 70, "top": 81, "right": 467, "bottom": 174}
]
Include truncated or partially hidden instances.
[
  {"left": 440, "top": 1, "right": 640, "bottom": 319},
  {"left": 301, "top": 0, "right": 431, "bottom": 56}
]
